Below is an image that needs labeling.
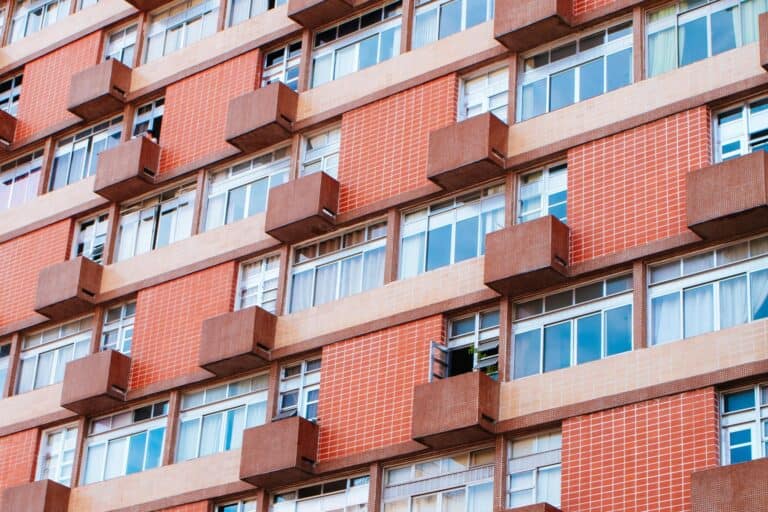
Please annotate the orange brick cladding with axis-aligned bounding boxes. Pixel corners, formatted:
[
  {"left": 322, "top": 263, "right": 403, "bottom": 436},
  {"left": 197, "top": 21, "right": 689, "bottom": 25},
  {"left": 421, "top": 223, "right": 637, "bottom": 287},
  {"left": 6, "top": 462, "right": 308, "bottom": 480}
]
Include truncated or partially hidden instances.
[
  {"left": 562, "top": 387, "right": 719, "bottom": 512},
  {"left": 158, "top": 503, "right": 210, "bottom": 512},
  {"left": 0, "top": 220, "right": 71, "bottom": 329},
  {"left": 15, "top": 32, "right": 101, "bottom": 142},
  {"left": 573, "top": 0, "right": 617, "bottom": 16},
  {"left": 567, "top": 107, "right": 711, "bottom": 264},
  {"left": 129, "top": 263, "right": 237, "bottom": 390},
  {"left": 317, "top": 316, "right": 444, "bottom": 460},
  {"left": 159, "top": 50, "right": 260, "bottom": 173},
  {"left": 0, "top": 429, "right": 38, "bottom": 494},
  {"left": 337, "top": 75, "right": 458, "bottom": 213}
]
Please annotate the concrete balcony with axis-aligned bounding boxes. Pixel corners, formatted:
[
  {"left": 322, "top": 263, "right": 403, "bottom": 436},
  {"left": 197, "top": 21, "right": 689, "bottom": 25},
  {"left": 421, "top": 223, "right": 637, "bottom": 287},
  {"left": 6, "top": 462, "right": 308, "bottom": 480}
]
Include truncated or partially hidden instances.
[
  {"left": 265, "top": 171, "right": 339, "bottom": 243},
  {"left": 199, "top": 306, "right": 276, "bottom": 377},
  {"left": 0, "top": 480, "right": 70, "bottom": 512},
  {"left": 287, "top": 0, "right": 354, "bottom": 28},
  {"left": 34, "top": 256, "right": 103, "bottom": 321},
  {"left": 60, "top": 349, "right": 130, "bottom": 416},
  {"left": 67, "top": 59, "right": 131, "bottom": 121},
  {"left": 484, "top": 216, "right": 569, "bottom": 297},
  {"left": 93, "top": 136, "right": 160, "bottom": 203},
  {"left": 691, "top": 458, "right": 768, "bottom": 512},
  {"left": 427, "top": 113, "right": 508, "bottom": 191},
  {"left": 240, "top": 416, "right": 318, "bottom": 489},
  {"left": 686, "top": 151, "right": 768, "bottom": 240},
  {"left": 225, "top": 82, "right": 298, "bottom": 154},
  {"left": 0, "top": 109, "right": 17, "bottom": 149},
  {"left": 411, "top": 371, "right": 499, "bottom": 449},
  {"left": 494, "top": 0, "right": 574, "bottom": 53}
]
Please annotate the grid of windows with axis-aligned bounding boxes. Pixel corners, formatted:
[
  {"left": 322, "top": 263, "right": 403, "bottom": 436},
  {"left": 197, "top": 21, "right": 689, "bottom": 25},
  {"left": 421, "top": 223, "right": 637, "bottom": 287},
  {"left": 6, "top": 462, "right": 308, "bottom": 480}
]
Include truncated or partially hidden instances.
[
  {"left": 715, "top": 95, "right": 768, "bottom": 161},
  {"left": 49, "top": 117, "right": 123, "bottom": 191},
  {"left": 412, "top": 0, "right": 493, "bottom": 49},
  {"left": 228, "top": 0, "right": 284, "bottom": 26},
  {"left": 73, "top": 213, "right": 108, "bottom": 264},
  {"left": 721, "top": 384, "right": 768, "bottom": 465},
  {"left": 0, "top": 150, "right": 42, "bottom": 211},
  {"left": 300, "top": 126, "right": 341, "bottom": 178},
  {"left": 144, "top": 0, "right": 218, "bottom": 63},
  {"left": 176, "top": 375, "right": 268, "bottom": 461},
  {"left": 37, "top": 424, "right": 78, "bottom": 486},
  {"left": 273, "top": 476, "right": 369, "bottom": 512},
  {"left": 311, "top": 2, "right": 402, "bottom": 87},
  {"left": 507, "top": 431, "right": 562, "bottom": 508},
  {"left": 517, "top": 163, "right": 568, "bottom": 224},
  {"left": 0, "top": 74, "right": 23, "bottom": 116},
  {"left": 17, "top": 317, "right": 92, "bottom": 394},
  {"left": 9, "top": 0, "right": 71, "bottom": 43},
  {"left": 104, "top": 24, "right": 138, "bottom": 66},
  {"left": 513, "top": 275, "right": 633, "bottom": 379},
  {"left": 238, "top": 255, "right": 280, "bottom": 313},
  {"left": 278, "top": 358, "right": 321, "bottom": 421},
  {"left": 101, "top": 301, "right": 136, "bottom": 355},
  {"left": 399, "top": 184, "right": 504, "bottom": 279},
  {"left": 519, "top": 20, "right": 633, "bottom": 121},
  {"left": 133, "top": 98, "right": 164, "bottom": 141},
  {"left": 649, "top": 235, "right": 768, "bottom": 345},
  {"left": 262, "top": 41, "right": 302, "bottom": 91},
  {"left": 459, "top": 66, "right": 508, "bottom": 122}
]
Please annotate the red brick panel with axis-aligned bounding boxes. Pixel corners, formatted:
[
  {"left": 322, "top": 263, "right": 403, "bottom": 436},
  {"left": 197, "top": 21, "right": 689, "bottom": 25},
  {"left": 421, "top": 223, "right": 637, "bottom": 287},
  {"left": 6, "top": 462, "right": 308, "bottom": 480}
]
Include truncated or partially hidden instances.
[
  {"left": 337, "top": 75, "right": 458, "bottom": 213},
  {"left": 129, "top": 263, "right": 237, "bottom": 390},
  {"left": 567, "top": 107, "right": 711, "bottom": 264},
  {"left": 572, "top": 0, "right": 618, "bottom": 16},
  {"left": 158, "top": 503, "right": 211, "bottom": 512},
  {"left": 15, "top": 32, "right": 102, "bottom": 141},
  {"left": 158, "top": 50, "right": 260, "bottom": 173},
  {"left": 0, "top": 221, "right": 71, "bottom": 329},
  {"left": 562, "top": 387, "right": 720, "bottom": 512},
  {"left": 0, "top": 429, "right": 39, "bottom": 494},
  {"left": 317, "top": 316, "right": 445, "bottom": 460}
]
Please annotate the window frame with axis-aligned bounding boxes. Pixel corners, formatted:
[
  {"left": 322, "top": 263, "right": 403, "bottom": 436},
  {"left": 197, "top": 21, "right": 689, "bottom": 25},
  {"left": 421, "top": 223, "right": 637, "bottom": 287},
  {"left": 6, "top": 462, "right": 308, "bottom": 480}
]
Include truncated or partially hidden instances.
[
  {"left": 9, "top": 0, "right": 71, "bottom": 43},
  {"left": 507, "top": 430, "right": 562, "bottom": 508},
  {"left": 36, "top": 423, "right": 79, "bottom": 486},
  {"left": 277, "top": 358, "right": 321, "bottom": 421},
  {"left": 443, "top": 308, "right": 500, "bottom": 379},
  {"left": 261, "top": 40, "right": 302, "bottom": 91},
  {"left": 0, "top": 149, "right": 43, "bottom": 211},
  {"left": 458, "top": 63, "right": 509, "bottom": 123},
  {"left": 272, "top": 475, "right": 370, "bottom": 512},
  {"left": 100, "top": 301, "right": 136, "bottom": 355},
  {"left": 143, "top": 0, "right": 219, "bottom": 63},
  {"left": 72, "top": 212, "right": 109, "bottom": 264},
  {"left": 103, "top": 23, "right": 139, "bottom": 67},
  {"left": 236, "top": 254, "right": 281, "bottom": 313},
  {"left": 132, "top": 97, "right": 164, "bottom": 141},
  {"left": 0, "top": 73, "right": 23, "bottom": 116},
  {"left": 714, "top": 93, "right": 768, "bottom": 162},
  {"left": 516, "top": 162, "right": 568, "bottom": 224},
  {"left": 299, "top": 125, "right": 341, "bottom": 178},
  {"left": 720, "top": 383, "right": 768, "bottom": 465},
  {"left": 411, "top": 0, "right": 494, "bottom": 49}
]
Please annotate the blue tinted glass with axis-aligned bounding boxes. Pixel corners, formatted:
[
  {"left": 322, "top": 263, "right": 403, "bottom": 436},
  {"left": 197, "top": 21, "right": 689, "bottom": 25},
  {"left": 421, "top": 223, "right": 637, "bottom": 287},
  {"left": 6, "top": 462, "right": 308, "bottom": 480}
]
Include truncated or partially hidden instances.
[
  {"left": 358, "top": 35, "right": 379, "bottom": 70},
  {"left": 521, "top": 79, "right": 547, "bottom": 120},
  {"left": 126, "top": 432, "right": 147, "bottom": 475},
  {"left": 579, "top": 58, "right": 604, "bottom": 101},
  {"left": 145, "top": 428, "right": 164, "bottom": 470},
  {"left": 605, "top": 304, "right": 632, "bottom": 356},
  {"left": 514, "top": 329, "right": 541, "bottom": 378},
  {"left": 549, "top": 203, "right": 567, "bottom": 223},
  {"left": 224, "top": 407, "right": 246, "bottom": 451},
  {"left": 550, "top": 68, "right": 576, "bottom": 112},
  {"left": 247, "top": 178, "right": 269, "bottom": 217},
  {"left": 648, "top": 27, "right": 676, "bottom": 77},
  {"left": 724, "top": 389, "right": 755, "bottom": 412},
  {"left": 722, "top": 141, "right": 741, "bottom": 154},
  {"left": 379, "top": 27, "right": 398, "bottom": 62},
  {"left": 438, "top": 0, "right": 461, "bottom": 39},
  {"left": 711, "top": 7, "right": 737, "bottom": 56},
  {"left": 679, "top": 16, "right": 708, "bottom": 66},
  {"left": 466, "top": 0, "right": 488, "bottom": 28},
  {"left": 750, "top": 269, "right": 768, "bottom": 320},
  {"left": 454, "top": 216, "right": 479, "bottom": 263},
  {"left": 730, "top": 429, "right": 752, "bottom": 445},
  {"left": 576, "top": 313, "right": 601, "bottom": 364},
  {"left": 730, "top": 445, "right": 753, "bottom": 464},
  {"left": 544, "top": 322, "right": 571, "bottom": 372},
  {"left": 412, "top": 9, "right": 437, "bottom": 49},
  {"left": 426, "top": 224, "right": 452, "bottom": 271},
  {"left": 606, "top": 48, "right": 632, "bottom": 92}
]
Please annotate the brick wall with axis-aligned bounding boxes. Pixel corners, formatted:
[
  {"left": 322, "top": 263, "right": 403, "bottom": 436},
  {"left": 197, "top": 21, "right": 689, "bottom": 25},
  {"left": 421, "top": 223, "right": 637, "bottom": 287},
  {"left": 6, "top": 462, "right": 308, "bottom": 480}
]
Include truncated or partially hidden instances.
[
  {"left": 158, "top": 502, "right": 210, "bottom": 512},
  {"left": 15, "top": 32, "right": 101, "bottom": 141},
  {"left": 567, "top": 107, "right": 711, "bottom": 264},
  {"left": 159, "top": 50, "right": 260, "bottom": 173},
  {"left": 0, "top": 429, "right": 39, "bottom": 494},
  {"left": 317, "top": 316, "right": 444, "bottom": 460},
  {"left": 129, "top": 263, "right": 237, "bottom": 390},
  {"left": 337, "top": 75, "right": 458, "bottom": 213},
  {"left": 572, "top": 0, "right": 617, "bottom": 16},
  {"left": 562, "top": 387, "right": 720, "bottom": 512},
  {"left": 0, "top": 221, "right": 71, "bottom": 329}
]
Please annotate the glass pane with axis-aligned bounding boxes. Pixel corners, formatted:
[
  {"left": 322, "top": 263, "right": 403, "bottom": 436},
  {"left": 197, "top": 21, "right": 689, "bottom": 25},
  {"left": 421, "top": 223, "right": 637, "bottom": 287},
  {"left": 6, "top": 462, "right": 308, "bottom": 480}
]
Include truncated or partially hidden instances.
[
  {"left": 313, "top": 263, "right": 338, "bottom": 306},
  {"left": 720, "top": 275, "right": 748, "bottom": 329},
  {"left": 537, "top": 465, "right": 561, "bottom": 506},
  {"left": 679, "top": 16, "right": 708, "bottom": 66},
  {"left": 339, "top": 254, "right": 363, "bottom": 298},
  {"left": 723, "top": 389, "right": 755, "bottom": 412},
  {"left": 454, "top": 215, "right": 479, "bottom": 263},
  {"left": 358, "top": 35, "right": 378, "bottom": 70},
  {"left": 543, "top": 322, "right": 571, "bottom": 372},
  {"left": 549, "top": 68, "right": 576, "bottom": 112},
  {"left": 438, "top": 0, "right": 461, "bottom": 40},
  {"left": 334, "top": 43, "right": 356, "bottom": 79},
  {"left": 605, "top": 304, "right": 632, "bottom": 356},
  {"left": 651, "top": 292, "right": 681, "bottom": 344},
  {"left": 521, "top": 79, "right": 546, "bottom": 120},
  {"left": 226, "top": 186, "right": 247, "bottom": 223},
  {"left": 200, "top": 413, "right": 223, "bottom": 457},
  {"left": 176, "top": 418, "right": 201, "bottom": 461},
  {"left": 579, "top": 58, "right": 604, "bottom": 101},
  {"left": 648, "top": 27, "right": 676, "bottom": 77},
  {"left": 83, "top": 444, "right": 106, "bottom": 484},
  {"left": 426, "top": 223, "right": 452, "bottom": 271},
  {"left": 125, "top": 432, "right": 147, "bottom": 475},
  {"left": 750, "top": 269, "right": 768, "bottom": 320},
  {"left": 514, "top": 329, "right": 540, "bottom": 378},
  {"left": 710, "top": 6, "right": 737, "bottom": 56},
  {"left": 467, "top": 482, "right": 492, "bottom": 512},
  {"left": 606, "top": 48, "right": 632, "bottom": 92},
  {"left": 145, "top": 427, "right": 164, "bottom": 470},
  {"left": 224, "top": 407, "right": 246, "bottom": 450},
  {"left": 442, "top": 489, "right": 465, "bottom": 512},
  {"left": 576, "top": 313, "right": 601, "bottom": 364},
  {"left": 413, "top": 494, "right": 438, "bottom": 512},
  {"left": 413, "top": 8, "right": 438, "bottom": 48},
  {"left": 683, "top": 284, "right": 714, "bottom": 338},
  {"left": 104, "top": 437, "right": 128, "bottom": 480}
]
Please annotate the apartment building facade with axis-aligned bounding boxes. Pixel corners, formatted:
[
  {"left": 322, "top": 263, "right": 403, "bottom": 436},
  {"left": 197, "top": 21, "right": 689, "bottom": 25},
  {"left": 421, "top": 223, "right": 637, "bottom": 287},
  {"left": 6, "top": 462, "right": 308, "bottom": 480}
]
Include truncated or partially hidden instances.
[{"left": 0, "top": 0, "right": 766, "bottom": 510}]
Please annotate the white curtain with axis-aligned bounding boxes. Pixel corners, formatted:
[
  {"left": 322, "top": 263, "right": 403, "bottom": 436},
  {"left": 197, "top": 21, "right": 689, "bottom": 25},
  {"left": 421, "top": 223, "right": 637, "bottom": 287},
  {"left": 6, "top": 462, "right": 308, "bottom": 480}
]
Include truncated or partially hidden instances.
[
  {"left": 412, "top": 8, "right": 438, "bottom": 49},
  {"left": 339, "top": 254, "right": 363, "bottom": 299},
  {"left": 741, "top": 0, "right": 767, "bottom": 44},
  {"left": 176, "top": 418, "right": 201, "bottom": 461},
  {"left": 362, "top": 247, "right": 385, "bottom": 291},
  {"left": 684, "top": 284, "right": 714, "bottom": 338},
  {"left": 467, "top": 483, "right": 492, "bottom": 512},
  {"left": 104, "top": 437, "right": 128, "bottom": 479},
  {"left": 648, "top": 27, "right": 677, "bottom": 77},
  {"left": 199, "top": 413, "right": 223, "bottom": 457},
  {"left": 537, "top": 466, "right": 562, "bottom": 506},
  {"left": 400, "top": 232, "right": 426, "bottom": 279},
  {"left": 289, "top": 270, "right": 314, "bottom": 312},
  {"left": 651, "top": 292, "right": 681, "bottom": 344},
  {"left": 719, "top": 275, "right": 748, "bottom": 329},
  {"left": 313, "top": 263, "right": 338, "bottom": 307},
  {"left": 224, "top": 407, "right": 245, "bottom": 450}
]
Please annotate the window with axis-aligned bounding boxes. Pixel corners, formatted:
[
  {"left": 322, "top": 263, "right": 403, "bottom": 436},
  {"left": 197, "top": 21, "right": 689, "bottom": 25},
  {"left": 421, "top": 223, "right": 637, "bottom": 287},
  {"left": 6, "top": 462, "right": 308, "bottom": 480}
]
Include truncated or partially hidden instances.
[
  {"left": 0, "top": 343, "right": 10, "bottom": 394},
  {"left": 49, "top": 117, "right": 123, "bottom": 191},
  {"left": 204, "top": 148, "right": 289, "bottom": 231},
  {"left": 507, "top": 431, "right": 561, "bottom": 508},
  {"left": 273, "top": 476, "right": 369, "bottom": 512},
  {"left": 459, "top": 66, "right": 508, "bottom": 123},
  {"left": 412, "top": 0, "right": 493, "bottom": 48},
  {"left": 649, "top": 235, "right": 768, "bottom": 345},
  {"left": 300, "top": 126, "right": 340, "bottom": 178},
  {"left": 83, "top": 400, "right": 168, "bottom": 484},
  {"left": 228, "top": 0, "right": 284, "bottom": 26},
  {"left": 9, "top": 0, "right": 71, "bottom": 43},
  {"left": 715, "top": 95, "right": 768, "bottom": 161},
  {"left": 382, "top": 448, "right": 494, "bottom": 512},
  {"left": 115, "top": 183, "right": 196, "bottom": 261},
  {"left": 262, "top": 41, "right": 302, "bottom": 91},
  {"left": 78, "top": 0, "right": 98, "bottom": 9},
  {"left": 0, "top": 149, "right": 42, "bottom": 211},
  {"left": 519, "top": 20, "right": 633, "bottom": 121},
  {"left": 0, "top": 74, "right": 23, "bottom": 116},
  {"left": 176, "top": 374, "right": 268, "bottom": 461},
  {"left": 238, "top": 255, "right": 280, "bottom": 313},
  {"left": 647, "top": 0, "right": 766, "bottom": 78},
  {"left": 278, "top": 358, "right": 321, "bottom": 421},
  {"left": 73, "top": 213, "right": 108, "bottom": 264},
  {"left": 132, "top": 98, "right": 164, "bottom": 141},
  {"left": 433, "top": 309, "right": 499, "bottom": 379},
  {"left": 399, "top": 184, "right": 504, "bottom": 279},
  {"left": 218, "top": 500, "right": 258, "bottom": 512},
  {"left": 513, "top": 275, "right": 633, "bottom": 379},
  {"left": 289, "top": 221, "right": 386, "bottom": 312},
  {"left": 37, "top": 424, "right": 78, "bottom": 486},
  {"left": 144, "top": 0, "right": 218, "bottom": 63},
  {"left": 720, "top": 384, "right": 768, "bottom": 465},
  {"left": 17, "top": 317, "right": 92, "bottom": 394},
  {"left": 104, "top": 25, "right": 138, "bottom": 66},
  {"left": 101, "top": 301, "right": 136, "bottom": 355},
  {"left": 517, "top": 163, "right": 567, "bottom": 224},
  {"left": 311, "top": 2, "right": 402, "bottom": 87}
]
